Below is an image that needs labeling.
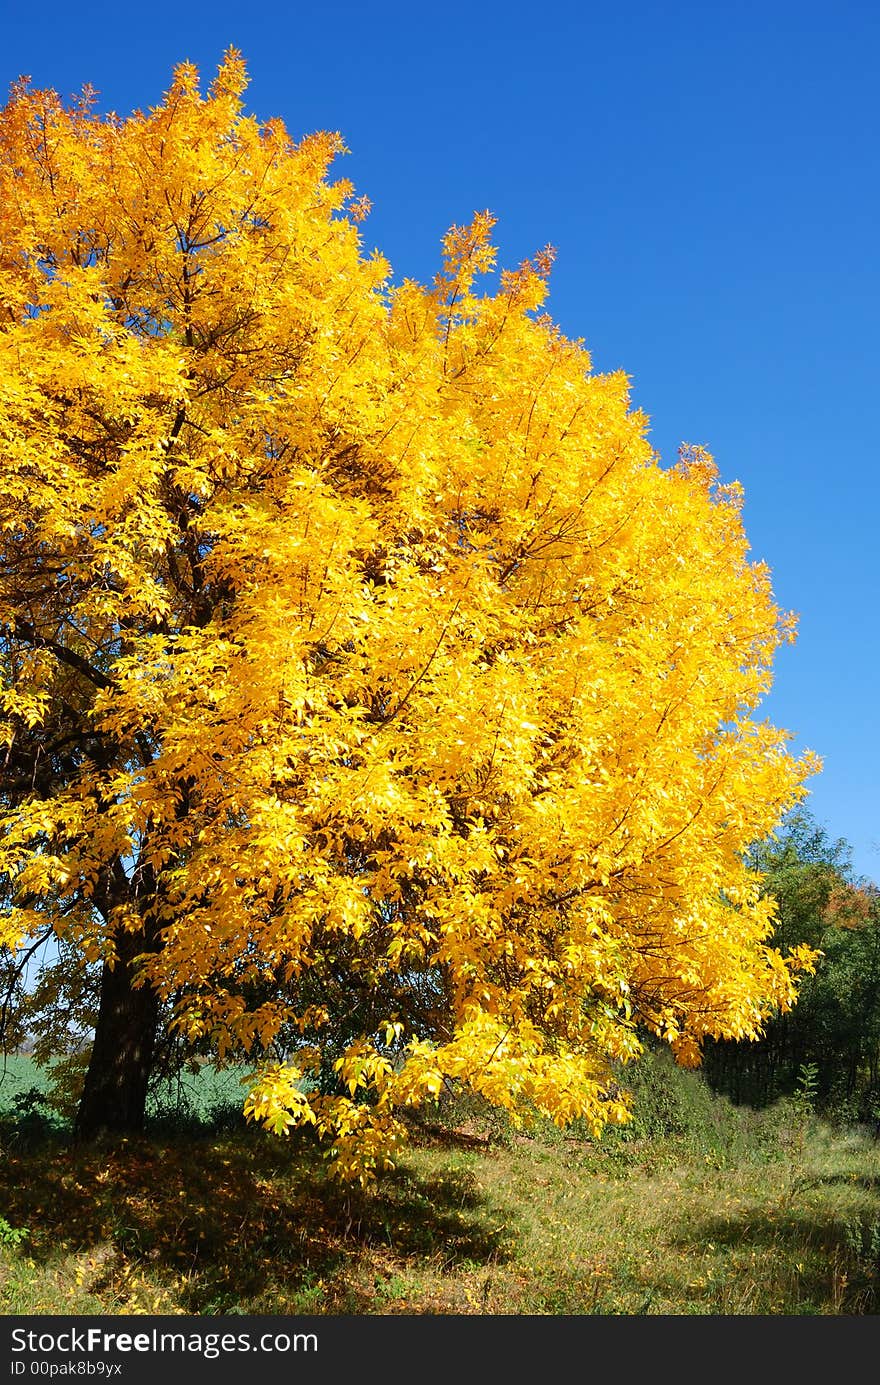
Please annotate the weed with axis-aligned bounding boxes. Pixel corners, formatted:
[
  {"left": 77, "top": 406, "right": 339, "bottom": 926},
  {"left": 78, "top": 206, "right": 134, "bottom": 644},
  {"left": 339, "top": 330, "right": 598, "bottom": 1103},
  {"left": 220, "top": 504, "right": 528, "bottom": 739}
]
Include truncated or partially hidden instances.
[{"left": 0, "top": 1216, "right": 28, "bottom": 1249}]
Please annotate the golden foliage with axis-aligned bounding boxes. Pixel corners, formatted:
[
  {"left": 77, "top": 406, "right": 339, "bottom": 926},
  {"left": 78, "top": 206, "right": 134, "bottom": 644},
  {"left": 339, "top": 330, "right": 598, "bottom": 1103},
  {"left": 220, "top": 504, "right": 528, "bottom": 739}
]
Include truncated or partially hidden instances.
[{"left": 0, "top": 51, "right": 819, "bottom": 1181}]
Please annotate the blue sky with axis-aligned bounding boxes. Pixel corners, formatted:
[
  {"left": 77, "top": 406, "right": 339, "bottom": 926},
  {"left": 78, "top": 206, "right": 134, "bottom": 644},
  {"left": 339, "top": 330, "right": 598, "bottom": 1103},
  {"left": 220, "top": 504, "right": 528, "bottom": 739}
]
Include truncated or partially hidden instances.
[{"left": 3, "top": 0, "right": 878, "bottom": 882}]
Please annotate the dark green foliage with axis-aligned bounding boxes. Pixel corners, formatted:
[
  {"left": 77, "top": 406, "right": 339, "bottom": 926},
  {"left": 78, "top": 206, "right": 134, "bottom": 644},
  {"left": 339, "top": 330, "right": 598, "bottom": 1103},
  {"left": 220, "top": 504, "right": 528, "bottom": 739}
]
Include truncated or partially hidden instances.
[
  {"left": 0, "top": 1086, "right": 64, "bottom": 1147},
  {"left": 703, "top": 810, "right": 880, "bottom": 1123}
]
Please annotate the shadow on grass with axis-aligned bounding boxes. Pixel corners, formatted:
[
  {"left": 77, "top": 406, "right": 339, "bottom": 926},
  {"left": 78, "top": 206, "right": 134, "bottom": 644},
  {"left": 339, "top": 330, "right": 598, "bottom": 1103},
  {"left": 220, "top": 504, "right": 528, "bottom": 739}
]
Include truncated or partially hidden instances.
[
  {"left": 0, "top": 1125, "right": 511, "bottom": 1312},
  {"left": 791, "top": 1172, "right": 880, "bottom": 1193},
  {"left": 656, "top": 1202, "right": 880, "bottom": 1314}
]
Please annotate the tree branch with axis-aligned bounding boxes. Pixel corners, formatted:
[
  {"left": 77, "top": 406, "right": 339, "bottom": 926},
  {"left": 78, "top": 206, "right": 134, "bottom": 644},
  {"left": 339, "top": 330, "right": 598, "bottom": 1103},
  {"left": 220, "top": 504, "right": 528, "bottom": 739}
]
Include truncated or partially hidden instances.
[{"left": 6, "top": 622, "right": 114, "bottom": 691}]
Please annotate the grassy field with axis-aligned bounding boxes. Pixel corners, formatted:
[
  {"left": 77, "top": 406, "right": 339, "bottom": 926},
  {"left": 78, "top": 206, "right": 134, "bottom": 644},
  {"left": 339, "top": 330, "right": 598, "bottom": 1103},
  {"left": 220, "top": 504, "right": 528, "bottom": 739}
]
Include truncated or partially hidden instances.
[
  {"left": 2, "top": 1053, "right": 880, "bottom": 1315},
  {"left": 0, "top": 1054, "right": 250, "bottom": 1130}
]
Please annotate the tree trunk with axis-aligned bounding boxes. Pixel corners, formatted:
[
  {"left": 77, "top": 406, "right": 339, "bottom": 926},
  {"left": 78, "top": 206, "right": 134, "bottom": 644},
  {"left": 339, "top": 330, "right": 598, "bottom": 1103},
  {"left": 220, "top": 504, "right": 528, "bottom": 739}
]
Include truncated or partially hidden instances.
[{"left": 74, "top": 927, "right": 160, "bottom": 1139}]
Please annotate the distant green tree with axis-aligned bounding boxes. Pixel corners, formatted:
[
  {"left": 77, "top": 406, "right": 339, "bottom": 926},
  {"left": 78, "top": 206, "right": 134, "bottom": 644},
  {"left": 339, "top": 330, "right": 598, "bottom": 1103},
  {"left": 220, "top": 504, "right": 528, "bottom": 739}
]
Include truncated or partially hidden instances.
[{"left": 703, "top": 811, "right": 880, "bottom": 1120}]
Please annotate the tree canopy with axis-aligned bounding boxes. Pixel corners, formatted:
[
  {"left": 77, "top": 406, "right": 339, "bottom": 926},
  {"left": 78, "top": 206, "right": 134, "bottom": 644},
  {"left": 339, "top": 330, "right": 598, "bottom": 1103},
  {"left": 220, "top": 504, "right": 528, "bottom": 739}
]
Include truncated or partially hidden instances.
[{"left": 0, "top": 51, "right": 819, "bottom": 1181}]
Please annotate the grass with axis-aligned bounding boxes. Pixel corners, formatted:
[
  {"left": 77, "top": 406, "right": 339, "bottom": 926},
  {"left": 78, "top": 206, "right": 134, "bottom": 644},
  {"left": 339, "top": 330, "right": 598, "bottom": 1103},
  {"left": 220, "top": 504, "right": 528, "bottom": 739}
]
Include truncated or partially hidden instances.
[
  {"left": 0, "top": 1054, "right": 55, "bottom": 1102},
  {"left": 0, "top": 1054, "right": 251, "bottom": 1139},
  {"left": 2, "top": 1055, "right": 880, "bottom": 1314}
]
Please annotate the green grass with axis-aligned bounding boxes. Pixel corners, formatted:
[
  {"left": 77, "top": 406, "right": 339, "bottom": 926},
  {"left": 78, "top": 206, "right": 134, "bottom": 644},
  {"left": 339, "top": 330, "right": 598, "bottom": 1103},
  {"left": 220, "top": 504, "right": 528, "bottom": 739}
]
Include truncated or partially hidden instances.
[
  {"left": 0, "top": 1054, "right": 54, "bottom": 1102},
  {"left": 145, "top": 1064, "right": 253, "bottom": 1130},
  {"left": 2, "top": 1058, "right": 880, "bottom": 1314},
  {"left": 0, "top": 1055, "right": 251, "bottom": 1138}
]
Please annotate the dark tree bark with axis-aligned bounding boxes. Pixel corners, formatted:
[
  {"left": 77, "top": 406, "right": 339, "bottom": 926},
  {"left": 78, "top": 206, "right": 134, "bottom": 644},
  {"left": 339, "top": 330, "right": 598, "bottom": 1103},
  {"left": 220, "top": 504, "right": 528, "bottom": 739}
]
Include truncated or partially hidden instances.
[{"left": 74, "top": 926, "right": 160, "bottom": 1139}]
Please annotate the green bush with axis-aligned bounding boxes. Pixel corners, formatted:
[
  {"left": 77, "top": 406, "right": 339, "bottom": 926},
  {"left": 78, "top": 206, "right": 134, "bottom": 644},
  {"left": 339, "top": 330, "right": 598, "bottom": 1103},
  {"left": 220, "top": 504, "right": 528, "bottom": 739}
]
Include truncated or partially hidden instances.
[{"left": 599, "top": 1043, "right": 793, "bottom": 1167}]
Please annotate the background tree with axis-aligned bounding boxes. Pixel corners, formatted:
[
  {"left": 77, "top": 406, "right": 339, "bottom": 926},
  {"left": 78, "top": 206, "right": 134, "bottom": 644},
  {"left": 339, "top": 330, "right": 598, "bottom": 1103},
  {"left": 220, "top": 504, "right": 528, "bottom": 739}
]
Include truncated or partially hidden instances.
[
  {"left": 704, "top": 811, "right": 880, "bottom": 1119},
  {"left": 0, "top": 53, "right": 819, "bottom": 1181}
]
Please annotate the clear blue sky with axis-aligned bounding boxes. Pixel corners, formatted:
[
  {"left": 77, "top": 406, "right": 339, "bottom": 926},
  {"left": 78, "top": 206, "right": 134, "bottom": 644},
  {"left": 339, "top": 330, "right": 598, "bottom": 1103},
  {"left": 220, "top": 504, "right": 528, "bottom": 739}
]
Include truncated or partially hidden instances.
[{"left": 3, "top": 0, "right": 878, "bottom": 882}]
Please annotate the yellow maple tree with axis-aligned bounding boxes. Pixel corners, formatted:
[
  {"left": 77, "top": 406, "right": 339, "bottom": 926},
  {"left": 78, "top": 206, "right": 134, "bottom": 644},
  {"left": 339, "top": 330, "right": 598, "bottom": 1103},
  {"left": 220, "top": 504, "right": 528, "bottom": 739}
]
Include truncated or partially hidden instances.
[{"left": 0, "top": 51, "right": 820, "bottom": 1181}]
